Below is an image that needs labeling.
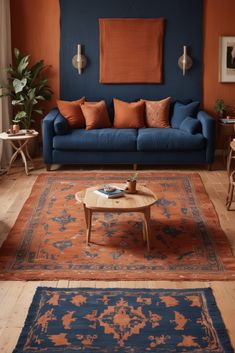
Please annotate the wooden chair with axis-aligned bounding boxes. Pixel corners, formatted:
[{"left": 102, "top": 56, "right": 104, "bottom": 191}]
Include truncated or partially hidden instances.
[
  {"left": 226, "top": 171, "right": 235, "bottom": 210},
  {"left": 227, "top": 140, "right": 235, "bottom": 175}
]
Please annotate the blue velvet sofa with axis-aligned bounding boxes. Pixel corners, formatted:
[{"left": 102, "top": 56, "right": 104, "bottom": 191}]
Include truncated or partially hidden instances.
[{"left": 42, "top": 103, "right": 215, "bottom": 171}]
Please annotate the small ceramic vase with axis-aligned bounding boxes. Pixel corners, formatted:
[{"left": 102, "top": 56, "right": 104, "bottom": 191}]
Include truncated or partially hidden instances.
[{"left": 125, "top": 179, "right": 137, "bottom": 194}]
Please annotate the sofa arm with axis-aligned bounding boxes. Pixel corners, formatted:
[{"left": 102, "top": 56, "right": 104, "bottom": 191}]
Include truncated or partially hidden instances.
[
  {"left": 197, "top": 111, "right": 216, "bottom": 163},
  {"left": 42, "top": 108, "right": 59, "bottom": 164}
]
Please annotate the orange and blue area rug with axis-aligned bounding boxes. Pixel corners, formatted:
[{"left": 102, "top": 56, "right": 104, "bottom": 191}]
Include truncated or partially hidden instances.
[
  {"left": 13, "top": 287, "right": 234, "bottom": 353},
  {"left": 0, "top": 172, "right": 235, "bottom": 280}
]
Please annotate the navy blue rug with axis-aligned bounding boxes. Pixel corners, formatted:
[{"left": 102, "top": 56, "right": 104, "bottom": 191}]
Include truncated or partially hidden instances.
[{"left": 13, "top": 287, "right": 233, "bottom": 353}]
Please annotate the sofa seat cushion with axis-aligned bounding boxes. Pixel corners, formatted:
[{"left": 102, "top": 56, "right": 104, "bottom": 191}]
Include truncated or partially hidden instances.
[
  {"left": 137, "top": 128, "right": 206, "bottom": 151},
  {"left": 53, "top": 128, "right": 138, "bottom": 151}
]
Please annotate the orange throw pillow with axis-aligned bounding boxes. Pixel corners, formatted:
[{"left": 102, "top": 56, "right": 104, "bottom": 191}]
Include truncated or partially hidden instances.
[
  {"left": 113, "top": 98, "right": 145, "bottom": 128},
  {"left": 81, "top": 100, "right": 111, "bottom": 130},
  {"left": 142, "top": 97, "right": 171, "bottom": 128},
  {"left": 57, "top": 97, "right": 85, "bottom": 128}
]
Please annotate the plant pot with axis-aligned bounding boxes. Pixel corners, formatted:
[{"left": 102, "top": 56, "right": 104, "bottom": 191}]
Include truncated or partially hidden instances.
[
  {"left": 13, "top": 124, "right": 20, "bottom": 134},
  {"left": 125, "top": 179, "right": 137, "bottom": 194}
]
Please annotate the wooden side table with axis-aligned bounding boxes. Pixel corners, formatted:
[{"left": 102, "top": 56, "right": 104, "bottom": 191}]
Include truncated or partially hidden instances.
[
  {"left": 218, "top": 121, "right": 235, "bottom": 163},
  {"left": 0, "top": 131, "right": 38, "bottom": 175},
  {"left": 217, "top": 121, "right": 235, "bottom": 164}
]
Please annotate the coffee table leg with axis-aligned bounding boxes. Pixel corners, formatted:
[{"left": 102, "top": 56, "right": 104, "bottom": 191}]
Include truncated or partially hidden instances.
[
  {"left": 143, "top": 207, "right": 151, "bottom": 252},
  {"left": 142, "top": 216, "right": 146, "bottom": 242},
  {"left": 86, "top": 209, "right": 92, "bottom": 245},
  {"left": 83, "top": 204, "right": 88, "bottom": 227}
]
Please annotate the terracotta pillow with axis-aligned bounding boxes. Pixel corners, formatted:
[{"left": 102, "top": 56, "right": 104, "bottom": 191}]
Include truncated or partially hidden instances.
[
  {"left": 81, "top": 100, "right": 111, "bottom": 130},
  {"left": 142, "top": 97, "right": 171, "bottom": 128},
  {"left": 57, "top": 97, "right": 85, "bottom": 128},
  {"left": 113, "top": 98, "right": 145, "bottom": 128}
]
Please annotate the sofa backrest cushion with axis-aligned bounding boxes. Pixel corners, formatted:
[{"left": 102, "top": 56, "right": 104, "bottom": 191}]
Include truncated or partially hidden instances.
[
  {"left": 141, "top": 97, "right": 171, "bottom": 128},
  {"left": 57, "top": 97, "right": 85, "bottom": 128},
  {"left": 54, "top": 113, "right": 70, "bottom": 135},
  {"left": 113, "top": 98, "right": 145, "bottom": 128},
  {"left": 179, "top": 116, "right": 202, "bottom": 134},
  {"left": 171, "top": 101, "right": 200, "bottom": 128},
  {"left": 81, "top": 100, "right": 112, "bottom": 130}
]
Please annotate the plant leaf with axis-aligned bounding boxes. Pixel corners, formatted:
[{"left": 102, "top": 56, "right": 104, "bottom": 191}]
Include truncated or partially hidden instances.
[
  {"left": 18, "top": 55, "right": 30, "bottom": 74},
  {"left": 35, "top": 95, "right": 45, "bottom": 100},
  {"left": 14, "top": 48, "right": 20, "bottom": 59},
  {"left": 33, "top": 109, "right": 43, "bottom": 114},
  {"left": 30, "top": 60, "right": 44, "bottom": 82},
  {"left": 28, "top": 88, "right": 36, "bottom": 100},
  {"left": 12, "top": 99, "right": 24, "bottom": 105},
  {"left": 13, "top": 78, "right": 27, "bottom": 93},
  {"left": 14, "top": 111, "right": 27, "bottom": 121}
]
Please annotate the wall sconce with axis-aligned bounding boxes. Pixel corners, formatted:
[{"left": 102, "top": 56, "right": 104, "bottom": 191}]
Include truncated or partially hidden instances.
[
  {"left": 178, "top": 45, "right": 193, "bottom": 75},
  {"left": 72, "top": 44, "right": 87, "bottom": 74}
]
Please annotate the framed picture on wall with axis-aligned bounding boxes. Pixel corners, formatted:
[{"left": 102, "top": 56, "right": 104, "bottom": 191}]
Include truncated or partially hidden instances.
[{"left": 219, "top": 36, "right": 235, "bottom": 82}]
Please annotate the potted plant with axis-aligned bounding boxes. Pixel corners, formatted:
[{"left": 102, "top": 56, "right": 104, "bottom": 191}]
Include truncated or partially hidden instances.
[
  {"left": 125, "top": 172, "right": 138, "bottom": 193},
  {"left": 0, "top": 48, "right": 52, "bottom": 130},
  {"left": 214, "top": 99, "right": 227, "bottom": 118}
]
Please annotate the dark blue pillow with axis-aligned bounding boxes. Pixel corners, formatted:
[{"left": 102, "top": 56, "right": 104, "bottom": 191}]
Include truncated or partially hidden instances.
[
  {"left": 179, "top": 117, "right": 202, "bottom": 134},
  {"left": 54, "top": 113, "right": 69, "bottom": 135},
  {"left": 171, "top": 101, "right": 200, "bottom": 128}
]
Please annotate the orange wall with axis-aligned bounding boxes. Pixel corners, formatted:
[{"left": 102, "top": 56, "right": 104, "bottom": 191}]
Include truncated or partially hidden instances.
[
  {"left": 203, "top": 0, "right": 235, "bottom": 117},
  {"left": 10, "top": 0, "right": 235, "bottom": 118},
  {"left": 10, "top": 0, "right": 60, "bottom": 112}
]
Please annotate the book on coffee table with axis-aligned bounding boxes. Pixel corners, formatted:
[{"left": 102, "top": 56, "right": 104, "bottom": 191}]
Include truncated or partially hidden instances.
[{"left": 94, "top": 187, "right": 124, "bottom": 198}]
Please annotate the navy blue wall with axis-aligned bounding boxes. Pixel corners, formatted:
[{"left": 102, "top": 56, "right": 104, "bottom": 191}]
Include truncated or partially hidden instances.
[{"left": 60, "top": 0, "right": 203, "bottom": 104}]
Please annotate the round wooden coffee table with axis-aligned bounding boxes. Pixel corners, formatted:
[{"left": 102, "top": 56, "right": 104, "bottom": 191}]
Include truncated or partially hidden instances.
[{"left": 75, "top": 184, "right": 157, "bottom": 252}]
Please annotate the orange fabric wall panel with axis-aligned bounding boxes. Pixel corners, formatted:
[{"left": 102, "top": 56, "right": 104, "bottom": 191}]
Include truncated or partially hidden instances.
[
  {"left": 99, "top": 18, "right": 164, "bottom": 83},
  {"left": 10, "top": 0, "right": 60, "bottom": 113},
  {"left": 203, "top": 0, "right": 235, "bottom": 116}
]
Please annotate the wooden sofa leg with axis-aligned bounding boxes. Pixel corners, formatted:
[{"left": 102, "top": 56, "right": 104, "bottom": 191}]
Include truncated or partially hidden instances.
[
  {"left": 207, "top": 164, "right": 212, "bottom": 171},
  {"left": 46, "top": 164, "right": 52, "bottom": 171},
  {"left": 133, "top": 163, "right": 138, "bottom": 170}
]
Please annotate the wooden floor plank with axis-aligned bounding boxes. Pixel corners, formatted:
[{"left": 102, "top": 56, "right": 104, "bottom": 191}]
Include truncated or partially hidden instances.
[
  {"left": 0, "top": 282, "right": 26, "bottom": 329},
  {"left": 0, "top": 327, "right": 22, "bottom": 353},
  {"left": 5, "top": 282, "right": 38, "bottom": 328}
]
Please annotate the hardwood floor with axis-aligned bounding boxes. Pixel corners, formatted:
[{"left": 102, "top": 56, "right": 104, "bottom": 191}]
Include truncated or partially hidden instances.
[{"left": 0, "top": 158, "right": 235, "bottom": 352}]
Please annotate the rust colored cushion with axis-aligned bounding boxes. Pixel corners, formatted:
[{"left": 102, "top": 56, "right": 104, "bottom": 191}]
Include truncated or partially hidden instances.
[
  {"left": 57, "top": 97, "right": 85, "bottom": 128},
  {"left": 113, "top": 98, "right": 145, "bottom": 128},
  {"left": 81, "top": 100, "right": 111, "bottom": 130},
  {"left": 142, "top": 97, "right": 171, "bottom": 128}
]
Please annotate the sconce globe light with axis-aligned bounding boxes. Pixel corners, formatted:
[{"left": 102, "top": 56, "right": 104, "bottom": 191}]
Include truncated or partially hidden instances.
[
  {"left": 178, "top": 45, "right": 193, "bottom": 75},
  {"left": 72, "top": 44, "right": 87, "bottom": 74}
]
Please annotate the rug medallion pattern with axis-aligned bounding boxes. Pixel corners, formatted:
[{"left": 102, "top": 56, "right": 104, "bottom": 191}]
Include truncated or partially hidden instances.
[
  {"left": 0, "top": 173, "right": 235, "bottom": 280},
  {"left": 13, "top": 288, "right": 234, "bottom": 353}
]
